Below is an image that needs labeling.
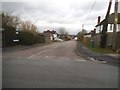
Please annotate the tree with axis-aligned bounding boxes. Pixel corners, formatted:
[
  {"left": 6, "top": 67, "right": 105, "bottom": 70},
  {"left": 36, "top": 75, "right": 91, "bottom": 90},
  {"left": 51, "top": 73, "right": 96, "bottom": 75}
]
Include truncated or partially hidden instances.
[
  {"left": 18, "top": 20, "right": 38, "bottom": 45},
  {"left": 58, "top": 27, "right": 67, "bottom": 35},
  {"left": 19, "top": 20, "right": 37, "bottom": 35},
  {"left": 1, "top": 11, "right": 43, "bottom": 46},
  {"left": 2, "top": 12, "right": 20, "bottom": 29},
  {"left": 77, "top": 29, "right": 87, "bottom": 41},
  {"left": 1, "top": 12, "right": 20, "bottom": 47}
]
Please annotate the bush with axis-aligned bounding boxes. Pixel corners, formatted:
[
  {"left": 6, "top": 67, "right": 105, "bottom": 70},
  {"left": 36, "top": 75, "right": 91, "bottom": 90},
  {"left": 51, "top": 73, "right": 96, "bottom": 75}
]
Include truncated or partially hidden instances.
[
  {"left": 2, "top": 27, "right": 46, "bottom": 47},
  {"left": 2, "top": 26, "right": 17, "bottom": 47},
  {"left": 19, "top": 31, "right": 35, "bottom": 45},
  {"left": 34, "top": 34, "right": 45, "bottom": 43}
]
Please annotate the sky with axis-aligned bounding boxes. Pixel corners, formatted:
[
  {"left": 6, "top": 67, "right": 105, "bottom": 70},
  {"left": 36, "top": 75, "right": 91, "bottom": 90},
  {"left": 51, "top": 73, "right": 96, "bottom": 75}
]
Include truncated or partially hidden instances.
[{"left": 1, "top": 0, "right": 120, "bottom": 34}]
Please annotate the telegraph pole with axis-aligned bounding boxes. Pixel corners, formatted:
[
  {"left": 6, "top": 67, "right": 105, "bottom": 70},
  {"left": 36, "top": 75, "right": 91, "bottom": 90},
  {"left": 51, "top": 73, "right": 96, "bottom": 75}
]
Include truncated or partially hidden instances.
[
  {"left": 100, "top": 0, "right": 112, "bottom": 48},
  {"left": 82, "top": 24, "right": 84, "bottom": 31},
  {"left": 112, "top": 0, "right": 118, "bottom": 51}
]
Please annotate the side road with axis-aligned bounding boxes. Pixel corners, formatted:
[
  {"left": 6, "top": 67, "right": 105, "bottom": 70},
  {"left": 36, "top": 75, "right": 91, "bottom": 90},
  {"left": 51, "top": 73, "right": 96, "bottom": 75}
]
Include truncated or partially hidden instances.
[{"left": 76, "top": 41, "right": 119, "bottom": 67}]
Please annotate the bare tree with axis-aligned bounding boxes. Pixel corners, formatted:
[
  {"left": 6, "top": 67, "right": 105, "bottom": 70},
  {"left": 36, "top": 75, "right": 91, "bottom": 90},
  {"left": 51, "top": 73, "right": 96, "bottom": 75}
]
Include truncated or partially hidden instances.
[
  {"left": 58, "top": 27, "right": 67, "bottom": 35},
  {"left": 20, "top": 20, "right": 37, "bottom": 35},
  {"left": 77, "top": 29, "right": 87, "bottom": 41},
  {"left": 2, "top": 12, "right": 20, "bottom": 29}
]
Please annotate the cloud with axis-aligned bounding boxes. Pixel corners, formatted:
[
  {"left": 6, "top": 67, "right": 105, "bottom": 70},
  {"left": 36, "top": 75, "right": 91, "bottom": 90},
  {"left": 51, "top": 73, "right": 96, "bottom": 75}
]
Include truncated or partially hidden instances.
[{"left": 2, "top": 0, "right": 112, "bottom": 34}]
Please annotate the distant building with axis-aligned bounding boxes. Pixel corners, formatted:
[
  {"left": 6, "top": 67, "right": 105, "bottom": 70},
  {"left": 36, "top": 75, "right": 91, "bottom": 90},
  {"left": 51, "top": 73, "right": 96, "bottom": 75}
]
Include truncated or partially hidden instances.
[
  {"left": 43, "top": 30, "right": 62, "bottom": 43},
  {"left": 84, "top": 29, "right": 96, "bottom": 38},
  {"left": 51, "top": 30, "right": 58, "bottom": 40},
  {"left": 84, "top": 33, "right": 91, "bottom": 38},
  {"left": 43, "top": 30, "right": 53, "bottom": 43}
]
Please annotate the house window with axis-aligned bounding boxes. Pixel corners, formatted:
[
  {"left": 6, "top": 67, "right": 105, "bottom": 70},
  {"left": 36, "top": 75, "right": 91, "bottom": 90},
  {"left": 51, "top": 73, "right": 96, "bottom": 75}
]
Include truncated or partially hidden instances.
[
  {"left": 117, "top": 24, "right": 119, "bottom": 32},
  {"left": 97, "top": 26, "right": 100, "bottom": 33},
  {"left": 110, "top": 24, "right": 113, "bottom": 31},
  {"left": 100, "top": 25, "right": 103, "bottom": 31}
]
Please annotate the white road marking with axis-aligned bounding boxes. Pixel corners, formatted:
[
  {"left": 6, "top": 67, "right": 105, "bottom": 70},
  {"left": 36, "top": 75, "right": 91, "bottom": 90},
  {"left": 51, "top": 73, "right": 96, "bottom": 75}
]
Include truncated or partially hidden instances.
[
  {"left": 27, "top": 49, "right": 50, "bottom": 59},
  {"left": 75, "top": 60, "right": 86, "bottom": 62},
  {"left": 27, "top": 45, "right": 59, "bottom": 59},
  {"left": 16, "top": 57, "right": 22, "bottom": 59},
  {"left": 97, "top": 60, "right": 107, "bottom": 64},
  {"left": 83, "top": 46, "right": 87, "bottom": 49}
]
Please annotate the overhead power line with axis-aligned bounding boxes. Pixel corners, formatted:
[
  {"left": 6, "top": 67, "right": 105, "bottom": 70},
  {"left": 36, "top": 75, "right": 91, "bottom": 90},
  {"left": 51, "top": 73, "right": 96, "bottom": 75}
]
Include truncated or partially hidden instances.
[{"left": 84, "top": 0, "right": 96, "bottom": 23}]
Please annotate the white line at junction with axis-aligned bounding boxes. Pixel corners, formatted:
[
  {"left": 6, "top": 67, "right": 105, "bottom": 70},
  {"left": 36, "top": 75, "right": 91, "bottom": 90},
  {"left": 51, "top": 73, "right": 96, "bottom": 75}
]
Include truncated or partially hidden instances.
[{"left": 27, "top": 46, "right": 59, "bottom": 59}]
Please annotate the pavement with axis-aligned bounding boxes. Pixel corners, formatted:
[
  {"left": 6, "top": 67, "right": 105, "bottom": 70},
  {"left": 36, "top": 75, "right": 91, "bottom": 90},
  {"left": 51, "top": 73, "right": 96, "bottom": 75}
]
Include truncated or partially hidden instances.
[
  {"left": 76, "top": 41, "right": 119, "bottom": 67},
  {"left": 2, "top": 40, "right": 118, "bottom": 88}
]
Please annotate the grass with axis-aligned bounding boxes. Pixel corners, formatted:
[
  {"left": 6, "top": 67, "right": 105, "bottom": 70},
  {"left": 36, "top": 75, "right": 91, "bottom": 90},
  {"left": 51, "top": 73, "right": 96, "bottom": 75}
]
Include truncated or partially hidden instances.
[
  {"left": 79, "top": 41, "right": 118, "bottom": 54},
  {"left": 89, "top": 47, "right": 118, "bottom": 54}
]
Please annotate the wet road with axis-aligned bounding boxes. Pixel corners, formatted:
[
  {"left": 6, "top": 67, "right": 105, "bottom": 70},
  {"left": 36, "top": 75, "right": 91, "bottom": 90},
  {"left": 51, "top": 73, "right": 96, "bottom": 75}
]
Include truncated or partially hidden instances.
[{"left": 3, "top": 40, "right": 118, "bottom": 88}]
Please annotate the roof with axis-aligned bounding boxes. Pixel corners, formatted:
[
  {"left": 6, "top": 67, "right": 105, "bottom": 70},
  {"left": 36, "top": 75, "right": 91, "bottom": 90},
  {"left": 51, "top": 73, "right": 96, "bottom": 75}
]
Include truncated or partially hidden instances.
[
  {"left": 43, "top": 30, "right": 57, "bottom": 34},
  {"left": 95, "top": 13, "right": 120, "bottom": 27}
]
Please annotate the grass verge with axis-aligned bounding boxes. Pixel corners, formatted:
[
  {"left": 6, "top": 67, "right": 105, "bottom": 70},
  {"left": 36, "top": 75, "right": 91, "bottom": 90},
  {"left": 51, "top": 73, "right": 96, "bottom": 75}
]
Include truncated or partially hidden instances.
[
  {"left": 89, "top": 47, "right": 118, "bottom": 54},
  {"left": 79, "top": 41, "right": 118, "bottom": 54}
]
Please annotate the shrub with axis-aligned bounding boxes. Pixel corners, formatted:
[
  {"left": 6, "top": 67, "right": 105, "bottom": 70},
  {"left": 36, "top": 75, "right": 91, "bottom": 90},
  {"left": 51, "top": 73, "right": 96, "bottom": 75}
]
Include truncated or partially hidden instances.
[
  {"left": 2, "top": 26, "right": 17, "bottom": 47},
  {"left": 34, "top": 34, "right": 45, "bottom": 43},
  {"left": 19, "top": 31, "right": 35, "bottom": 45}
]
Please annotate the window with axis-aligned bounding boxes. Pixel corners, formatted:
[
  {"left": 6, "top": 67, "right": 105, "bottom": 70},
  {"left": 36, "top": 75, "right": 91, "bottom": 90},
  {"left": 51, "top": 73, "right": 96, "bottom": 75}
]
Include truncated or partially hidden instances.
[{"left": 109, "top": 24, "right": 113, "bottom": 31}]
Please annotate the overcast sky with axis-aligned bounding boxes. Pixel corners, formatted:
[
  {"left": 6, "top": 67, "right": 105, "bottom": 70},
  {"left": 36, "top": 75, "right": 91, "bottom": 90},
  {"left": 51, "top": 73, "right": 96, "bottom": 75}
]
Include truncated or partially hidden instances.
[{"left": 1, "top": 0, "right": 120, "bottom": 34}]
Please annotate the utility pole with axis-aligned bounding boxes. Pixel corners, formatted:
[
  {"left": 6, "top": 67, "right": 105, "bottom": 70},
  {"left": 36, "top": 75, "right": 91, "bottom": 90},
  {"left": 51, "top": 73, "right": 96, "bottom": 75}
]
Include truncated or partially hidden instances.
[
  {"left": 100, "top": 0, "right": 112, "bottom": 48},
  {"left": 112, "top": 0, "right": 118, "bottom": 51},
  {"left": 82, "top": 24, "right": 84, "bottom": 31}
]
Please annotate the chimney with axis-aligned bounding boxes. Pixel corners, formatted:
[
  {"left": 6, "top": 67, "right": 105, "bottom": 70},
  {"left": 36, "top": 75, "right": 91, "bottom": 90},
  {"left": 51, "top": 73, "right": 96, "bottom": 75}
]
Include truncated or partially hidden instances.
[{"left": 97, "top": 16, "right": 101, "bottom": 25}]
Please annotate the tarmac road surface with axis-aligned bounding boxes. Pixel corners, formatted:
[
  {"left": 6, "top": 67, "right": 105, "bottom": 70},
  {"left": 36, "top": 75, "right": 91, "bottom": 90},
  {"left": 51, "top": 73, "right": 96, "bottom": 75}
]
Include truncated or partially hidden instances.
[{"left": 2, "top": 40, "right": 118, "bottom": 88}]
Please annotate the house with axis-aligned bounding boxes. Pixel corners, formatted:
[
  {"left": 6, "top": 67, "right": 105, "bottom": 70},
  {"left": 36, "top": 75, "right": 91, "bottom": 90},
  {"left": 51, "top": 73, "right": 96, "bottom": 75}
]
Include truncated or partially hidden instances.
[
  {"left": 43, "top": 30, "right": 53, "bottom": 43},
  {"left": 95, "top": 13, "right": 120, "bottom": 33},
  {"left": 84, "top": 33, "right": 91, "bottom": 38},
  {"left": 84, "top": 29, "right": 96, "bottom": 38},
  {"left": 43, "top": 30, "right": 62, "bottom": 43},
  {"left": 51, "top": 30, "right": 59, "bottom": 40},
  {"left": 95, "top": 13, "right": 120, "bottom": 51}
]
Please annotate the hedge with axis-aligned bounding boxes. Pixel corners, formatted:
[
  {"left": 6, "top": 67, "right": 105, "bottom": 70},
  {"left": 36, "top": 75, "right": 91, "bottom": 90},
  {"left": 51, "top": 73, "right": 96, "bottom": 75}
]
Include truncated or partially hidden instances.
[
  {"left": 2, "top": 26, "right": 18, "bottom": 47},
  {"left": 19, "top": 31, "right": 35, "bottom": 45}
]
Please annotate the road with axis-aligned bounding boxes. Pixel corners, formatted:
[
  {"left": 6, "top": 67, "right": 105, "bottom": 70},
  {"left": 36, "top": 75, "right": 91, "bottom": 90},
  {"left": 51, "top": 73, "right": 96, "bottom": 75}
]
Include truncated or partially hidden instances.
[{"left": 3, "top": 40, "right": 118, "bottom": 88}]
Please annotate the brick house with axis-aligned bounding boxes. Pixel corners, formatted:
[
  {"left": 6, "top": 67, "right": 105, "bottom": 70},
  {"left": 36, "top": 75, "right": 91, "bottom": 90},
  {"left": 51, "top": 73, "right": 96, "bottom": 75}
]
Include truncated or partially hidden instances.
[
  {"left": 43, "top": 30, "right": 53, "bottom": 43},
  {"left": 95, "top": 13, "right": 120, "bottom": 51},
  {"left": 95, "top": 13, "right": 120, "bottom": 33}
]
